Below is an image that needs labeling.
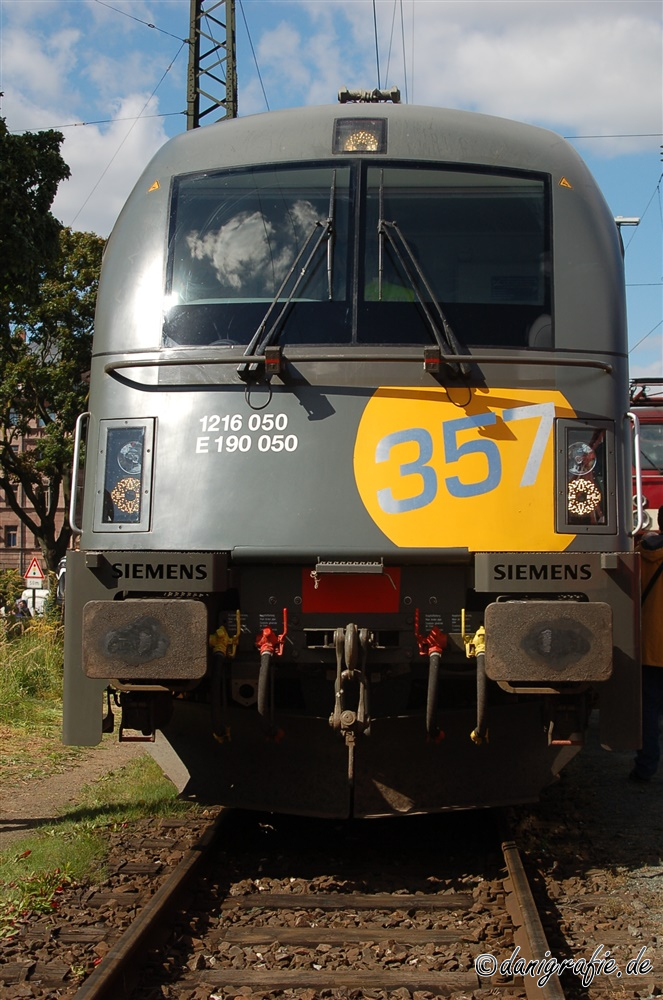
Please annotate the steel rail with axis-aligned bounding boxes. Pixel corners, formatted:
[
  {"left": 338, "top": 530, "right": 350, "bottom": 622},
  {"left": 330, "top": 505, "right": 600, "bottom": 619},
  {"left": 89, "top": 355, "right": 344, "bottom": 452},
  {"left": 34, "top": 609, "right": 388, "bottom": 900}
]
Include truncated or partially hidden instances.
[
  {"left": 502, "top": 839, "right": 566, "bottom": 1000},
  {"left": 73, "top": 813, "right": 224, "bottom": 1000},
  {"left": 72, "top": 822, "right": 564, "bottom": 998}
]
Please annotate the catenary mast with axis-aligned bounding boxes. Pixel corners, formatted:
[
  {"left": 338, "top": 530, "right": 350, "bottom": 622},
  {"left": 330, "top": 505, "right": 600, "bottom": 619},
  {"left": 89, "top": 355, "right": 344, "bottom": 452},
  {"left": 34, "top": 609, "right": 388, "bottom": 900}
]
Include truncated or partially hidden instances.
[{"left": 187, "top": 0, "right": 237, "bottom": 129}]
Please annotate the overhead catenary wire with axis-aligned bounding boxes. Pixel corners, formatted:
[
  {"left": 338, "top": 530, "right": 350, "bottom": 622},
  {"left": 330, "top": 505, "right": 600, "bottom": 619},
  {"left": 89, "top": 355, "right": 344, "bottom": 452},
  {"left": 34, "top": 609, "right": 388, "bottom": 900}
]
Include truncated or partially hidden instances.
[
  {"left": 6, "top": 0, "right": 661, "bottom": 353},
  {"left": 400, "top": 0, "right": 409, "bottom": 105},
  {"left": 238, "top": 0, "right": 270, "bottom": 112},
  {"left": 10, "top": 113, "right": 183, "bottom": 133},
  {"left": 61, "top": 1, "right": 266, "bottom": 229},
  {"left": 378, "top": 0, "right": 409, "bottom": 101},
  {"left": 92, "top": 0, "right": 187, "bottom": 42},
  {"left": 629, "top": 320, "right": 663, "bottom": 355},
  {"left": 384, "top": 1, "right": 398, "bottom": 87},
  {"left": 69, "top": 40, "right": 188, "bottom": 227},
  {"left": 372, "top": 0, "right": 382, "bottom": 89},
  {"left": 624, "top": 173, "right": 663, "bottom": 357},
  {"left": 622, "top": 172, "right": 663, "bottom": 251}
]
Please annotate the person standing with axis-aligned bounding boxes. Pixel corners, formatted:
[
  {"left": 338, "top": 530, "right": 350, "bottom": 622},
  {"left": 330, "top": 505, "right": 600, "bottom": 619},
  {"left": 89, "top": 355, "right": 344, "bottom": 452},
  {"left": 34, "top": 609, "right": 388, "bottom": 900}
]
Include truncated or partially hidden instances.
[{"left": 631, "top": 505, "right": 663, "bottom": 782}]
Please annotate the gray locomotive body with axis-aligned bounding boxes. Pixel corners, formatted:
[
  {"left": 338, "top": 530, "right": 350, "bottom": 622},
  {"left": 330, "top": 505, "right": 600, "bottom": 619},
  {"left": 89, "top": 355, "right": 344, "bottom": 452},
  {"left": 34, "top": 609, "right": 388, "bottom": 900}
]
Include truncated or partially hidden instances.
[{"left": 64, "top": 103, "right": 639, "bottom": 817}]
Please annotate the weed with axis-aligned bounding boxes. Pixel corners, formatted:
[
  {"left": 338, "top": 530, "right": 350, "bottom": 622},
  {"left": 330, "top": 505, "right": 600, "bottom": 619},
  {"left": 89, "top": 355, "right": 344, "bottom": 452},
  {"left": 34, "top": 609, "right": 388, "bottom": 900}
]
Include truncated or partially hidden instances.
[
  {"left": 0, "top": 621, "right": 90, "bottom": 784},
  {"left": 0, "top": 756, "right": 198, "bottom": 934},
  {"left": 0, "top": 863, "right": 71, "bottom": 939},
  {"left": 0, "top": 629, "right": 198, "bottom": 941},
  {"left": 0, "top": 618, "right": 64, "bottom": 724}
]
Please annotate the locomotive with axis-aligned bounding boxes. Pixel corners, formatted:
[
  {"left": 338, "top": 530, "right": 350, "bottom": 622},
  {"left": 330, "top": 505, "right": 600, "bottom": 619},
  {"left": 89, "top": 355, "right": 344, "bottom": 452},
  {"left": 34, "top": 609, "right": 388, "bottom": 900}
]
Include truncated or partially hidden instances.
[
  {"left": 630, "top": 378, "right": 663, "bottom": 534},
  {"left": 64, "top": 96, "right": 640, "bottom": 818}
]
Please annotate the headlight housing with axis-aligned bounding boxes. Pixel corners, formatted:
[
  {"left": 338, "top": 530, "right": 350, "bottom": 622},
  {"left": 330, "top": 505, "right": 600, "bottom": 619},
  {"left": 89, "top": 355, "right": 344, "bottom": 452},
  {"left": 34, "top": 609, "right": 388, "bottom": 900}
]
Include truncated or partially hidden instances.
[
  {"left": 333, "top": 118, "right": 387, "bottom": 154},
  {"left": 93, "top": 419, "right": 155, "bottom": 531},
  {"left": 557, "top": 420, "right": 613, "bottom": 532}
]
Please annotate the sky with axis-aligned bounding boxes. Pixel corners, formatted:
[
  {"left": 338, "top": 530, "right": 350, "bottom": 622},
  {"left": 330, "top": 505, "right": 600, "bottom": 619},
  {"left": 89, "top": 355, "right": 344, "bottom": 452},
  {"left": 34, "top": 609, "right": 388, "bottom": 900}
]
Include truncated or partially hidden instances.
[{"left": 0, "top": 0, "right": 661, "bottom": 376}]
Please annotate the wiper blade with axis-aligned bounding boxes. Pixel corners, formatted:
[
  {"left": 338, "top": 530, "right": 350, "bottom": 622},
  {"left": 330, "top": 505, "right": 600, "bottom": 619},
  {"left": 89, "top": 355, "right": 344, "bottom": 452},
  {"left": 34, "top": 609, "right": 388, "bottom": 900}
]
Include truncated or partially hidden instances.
[
  {"left": 640, "top": 447, "right": 663, "bottom": 473},
  {"left": 378, "top": 178, "right": 470, "bottom": 376},
  {"left": 239, "top": 173, "right": 336, "bottom": 380},
  {"left": 379, "top": 219, "right": 471, "bottom": 377}
]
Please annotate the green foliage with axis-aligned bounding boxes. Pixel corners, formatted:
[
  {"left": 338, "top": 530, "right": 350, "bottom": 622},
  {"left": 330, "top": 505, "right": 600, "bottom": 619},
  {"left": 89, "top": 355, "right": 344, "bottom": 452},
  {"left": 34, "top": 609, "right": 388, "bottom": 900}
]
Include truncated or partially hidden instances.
[
  {"left": 0, "top": 227, "right": 104, "bottom": 570},
  {"left": 0, "top": 865, "right": 71, "bottom": 939},
  {"left": 0, "top": 117, "right": 103, "bottom": 571},
  {"left": 0, "top": 569, "right": 24, "bottom": 611},
  {"left": 0, "top": 618, "right": 64, "bottom": 721},
  {"left": 0, "top": 118, "right": 70, "bottom": 327},
  {"left": 0, "top": 621, "right": 196, "bottom": 939},
  {"left": 0, "top": 756, "right": 196, "bottom": 939},
  {"left": 0, "top": 622, "right": 85, "bottom": 789}
]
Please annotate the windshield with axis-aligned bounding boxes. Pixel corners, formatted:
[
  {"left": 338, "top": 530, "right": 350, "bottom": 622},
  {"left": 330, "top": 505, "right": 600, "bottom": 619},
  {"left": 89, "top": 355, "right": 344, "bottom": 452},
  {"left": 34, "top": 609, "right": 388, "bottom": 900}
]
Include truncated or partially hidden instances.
[
  {"left": 165, "top": 162, "right": 550, "bottom": 349},
  {"left": 640, "top": 423, "right": 663, "bottom": 472}
]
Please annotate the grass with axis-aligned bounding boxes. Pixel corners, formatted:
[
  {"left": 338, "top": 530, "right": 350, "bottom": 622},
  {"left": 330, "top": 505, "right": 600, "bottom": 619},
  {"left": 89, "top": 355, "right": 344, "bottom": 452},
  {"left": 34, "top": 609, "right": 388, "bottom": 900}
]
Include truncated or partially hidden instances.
[
  {"left": 0, "top": 617, "right": 89, "bottom": 785},
  {"left": 0, "top": 616, "right": 64, "bottom": 712},
  {"left": 0, "top": 622, "right": 199, "bottom": 939},
  {"left": 0, "top": 752, "right": 198, "bottom": 939}
]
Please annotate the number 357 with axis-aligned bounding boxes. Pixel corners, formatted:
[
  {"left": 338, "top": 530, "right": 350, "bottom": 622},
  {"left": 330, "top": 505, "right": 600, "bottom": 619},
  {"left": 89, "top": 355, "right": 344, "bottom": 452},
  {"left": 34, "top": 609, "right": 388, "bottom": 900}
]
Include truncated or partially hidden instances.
[{"left": 375, "top": 403, "right": 554, "bottom": 514}]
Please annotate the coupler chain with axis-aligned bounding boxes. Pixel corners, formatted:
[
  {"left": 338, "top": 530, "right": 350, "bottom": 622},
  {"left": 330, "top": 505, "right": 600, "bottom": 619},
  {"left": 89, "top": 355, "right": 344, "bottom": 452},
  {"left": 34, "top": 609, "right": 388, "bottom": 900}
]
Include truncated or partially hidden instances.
[{"left": 330, "top": 624, "right": 371, "bottom": 784}]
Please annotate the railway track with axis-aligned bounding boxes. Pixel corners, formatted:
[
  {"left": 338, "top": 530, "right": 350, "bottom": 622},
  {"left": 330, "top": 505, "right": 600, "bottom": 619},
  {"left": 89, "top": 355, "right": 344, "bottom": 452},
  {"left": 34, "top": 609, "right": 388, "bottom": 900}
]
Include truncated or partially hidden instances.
[
  {"left": 2, "top": 808, "right": 658, "bottom": 1000},
  {"left": 72, "top": 812, "right": 564, "bottom": 999},
  {"left": 0, "top": 813, "right": 220, "bottom": 999}
]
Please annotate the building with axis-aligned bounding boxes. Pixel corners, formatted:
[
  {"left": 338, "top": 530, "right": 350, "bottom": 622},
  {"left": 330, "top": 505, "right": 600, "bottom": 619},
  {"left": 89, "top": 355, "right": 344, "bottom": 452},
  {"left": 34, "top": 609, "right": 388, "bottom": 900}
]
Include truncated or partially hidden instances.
[{"left": 0, "top": 421, "right": 67, "bottom": 580}]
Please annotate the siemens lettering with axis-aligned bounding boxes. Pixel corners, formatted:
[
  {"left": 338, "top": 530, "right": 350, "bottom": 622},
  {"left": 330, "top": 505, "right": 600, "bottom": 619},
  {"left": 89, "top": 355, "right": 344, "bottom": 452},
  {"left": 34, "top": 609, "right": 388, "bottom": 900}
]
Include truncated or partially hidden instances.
[
  {"left": 111, "top": 562, "right": 208, "bottom": 581},
  {"left": 493, "top": 563, "right": 593, "bottom": 582}
]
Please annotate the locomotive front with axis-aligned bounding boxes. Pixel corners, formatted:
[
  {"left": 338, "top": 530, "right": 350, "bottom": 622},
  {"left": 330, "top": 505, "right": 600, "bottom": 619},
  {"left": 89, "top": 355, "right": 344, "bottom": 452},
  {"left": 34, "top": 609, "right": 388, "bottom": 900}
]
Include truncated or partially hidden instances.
[{"left": 63, "top": 104, "right": 640, "bottom": 817}]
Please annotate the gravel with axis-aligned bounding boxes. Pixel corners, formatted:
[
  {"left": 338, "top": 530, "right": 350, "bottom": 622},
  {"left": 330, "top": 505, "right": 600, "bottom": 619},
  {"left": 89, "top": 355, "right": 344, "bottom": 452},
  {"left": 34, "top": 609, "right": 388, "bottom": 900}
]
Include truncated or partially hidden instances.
[{"left": 1, "top": 710, "right": 662, "bottom": 999}]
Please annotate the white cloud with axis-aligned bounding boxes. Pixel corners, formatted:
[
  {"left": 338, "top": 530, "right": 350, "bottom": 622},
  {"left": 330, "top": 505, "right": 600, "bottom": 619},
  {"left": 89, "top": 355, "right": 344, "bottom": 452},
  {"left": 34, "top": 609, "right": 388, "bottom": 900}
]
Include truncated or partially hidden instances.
[
  {"left": 629, "top": 334, "right": 663, "bottom": 379},
  {"left": 1, "top": 0, "right": 183, "bottom": 235},
  {"left": 280, "top": 0, "right": 663, "bottom": 150},
  {"left": 414, "top": 13, "right": 661, "bottom": 142},
  {"left": 257, "top": 21, "right": 314, "bottom": 96},
  {"left": 1, "top": 25, "right": 82, "bottom": 108},
  {"left": 183, "top": 200, "right": 320, "bottom": 295},
  {"left": 1, "top": 0, "right": 661, "bottom": 359},
  {"left": 52, "top": 95, "right": 170, "bottom": 236}
]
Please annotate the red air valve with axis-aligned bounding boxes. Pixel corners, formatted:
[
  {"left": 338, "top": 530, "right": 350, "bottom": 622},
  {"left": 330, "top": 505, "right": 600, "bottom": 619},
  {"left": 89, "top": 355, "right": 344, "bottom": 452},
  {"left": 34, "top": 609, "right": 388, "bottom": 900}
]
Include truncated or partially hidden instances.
[
  {"left": 425, "top": 626, "right": 448, "bottom": 656},
  {"left": 255, "top": 609, "right": 288, "bottom": 656},
  {"left": 414, "top": 608, "right": 448, "bottom": 656}
]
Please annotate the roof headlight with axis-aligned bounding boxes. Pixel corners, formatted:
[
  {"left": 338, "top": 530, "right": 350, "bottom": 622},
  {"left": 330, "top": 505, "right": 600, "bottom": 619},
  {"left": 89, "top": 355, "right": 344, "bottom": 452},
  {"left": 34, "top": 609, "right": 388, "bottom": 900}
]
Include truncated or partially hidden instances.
[{"left": 333, "top": 118, "right": 387, "bottom": 154}]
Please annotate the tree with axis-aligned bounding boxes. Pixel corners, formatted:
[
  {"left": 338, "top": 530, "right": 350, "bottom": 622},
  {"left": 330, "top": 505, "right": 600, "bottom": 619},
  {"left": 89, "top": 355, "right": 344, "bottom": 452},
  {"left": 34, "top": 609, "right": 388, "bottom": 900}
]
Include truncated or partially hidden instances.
[
  {"left": 1, "top": 117, "right": 105, "bottom": 572},
  {"left": 0, "top": 226, "right": 105, "bottom": 572},
  {"left": 0, "top": 117, "right": 71, "bottom": 335}
]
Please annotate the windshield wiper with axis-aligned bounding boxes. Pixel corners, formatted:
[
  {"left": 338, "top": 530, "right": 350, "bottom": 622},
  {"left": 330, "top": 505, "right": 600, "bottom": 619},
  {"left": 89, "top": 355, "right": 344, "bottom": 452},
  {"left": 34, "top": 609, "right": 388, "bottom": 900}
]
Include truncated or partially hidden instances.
[
  {"left": 378, "top": 177, "right": 471, "bottom": 376},
  {"left": 640, "top": 448, "right": 663, "bottom": 473},
  {"left": 238, "top": 173, "right": 336, "bottom": 380}
]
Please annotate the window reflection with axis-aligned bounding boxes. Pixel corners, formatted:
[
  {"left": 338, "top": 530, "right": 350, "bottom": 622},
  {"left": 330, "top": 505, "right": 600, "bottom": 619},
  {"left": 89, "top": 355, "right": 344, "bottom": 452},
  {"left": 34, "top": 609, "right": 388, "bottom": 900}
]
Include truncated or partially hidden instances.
[{"left": 165, "top": 162, "right": 550, "bottom": 349}]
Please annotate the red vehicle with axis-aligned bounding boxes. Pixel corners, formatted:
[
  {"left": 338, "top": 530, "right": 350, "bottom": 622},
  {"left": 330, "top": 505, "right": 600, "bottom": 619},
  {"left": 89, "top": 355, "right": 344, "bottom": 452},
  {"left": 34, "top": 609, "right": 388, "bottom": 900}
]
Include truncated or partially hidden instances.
[{"left": 631, "top": 379, "right": 663, "bottom": 533}]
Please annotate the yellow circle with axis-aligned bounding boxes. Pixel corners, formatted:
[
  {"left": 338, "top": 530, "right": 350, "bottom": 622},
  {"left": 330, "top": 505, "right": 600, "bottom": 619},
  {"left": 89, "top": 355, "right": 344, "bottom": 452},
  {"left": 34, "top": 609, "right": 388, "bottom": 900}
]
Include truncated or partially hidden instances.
[{"left": 353, "top": 386, "right": 577, "bottom": 553}]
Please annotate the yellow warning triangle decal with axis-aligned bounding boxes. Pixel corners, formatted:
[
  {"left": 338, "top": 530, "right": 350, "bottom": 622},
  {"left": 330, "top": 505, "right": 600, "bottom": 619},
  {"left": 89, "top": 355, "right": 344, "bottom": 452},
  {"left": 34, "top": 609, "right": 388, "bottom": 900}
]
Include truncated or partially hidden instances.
[
  {"left": 148, "top": 180, "right": 160, "bottom": 193},
  {"left": 559, "top": 177, "right": 573, "bottom": 189}
]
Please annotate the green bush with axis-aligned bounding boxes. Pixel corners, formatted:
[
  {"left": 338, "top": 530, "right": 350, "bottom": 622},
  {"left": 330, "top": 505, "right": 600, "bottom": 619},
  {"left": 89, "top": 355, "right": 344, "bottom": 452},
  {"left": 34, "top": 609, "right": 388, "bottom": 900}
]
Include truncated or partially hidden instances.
[
  {"left": 0, "top": 569, "right": 24, "bottom": 612},
  {"left": 0, "top": 618, "right": 64, "bottom": 724}
]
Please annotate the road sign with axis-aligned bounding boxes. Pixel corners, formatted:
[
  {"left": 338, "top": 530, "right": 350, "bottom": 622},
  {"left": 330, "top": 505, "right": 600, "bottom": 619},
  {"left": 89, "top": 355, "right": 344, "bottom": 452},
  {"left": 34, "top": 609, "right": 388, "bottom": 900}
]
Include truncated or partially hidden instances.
[{"left": 25, "top": 557, "right": 45, "bottom": 582}]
